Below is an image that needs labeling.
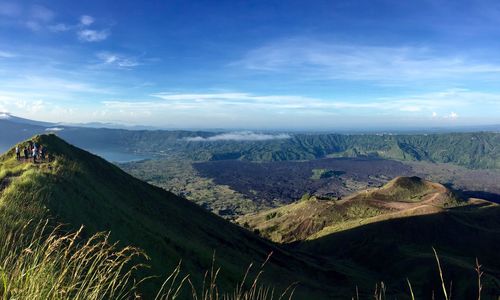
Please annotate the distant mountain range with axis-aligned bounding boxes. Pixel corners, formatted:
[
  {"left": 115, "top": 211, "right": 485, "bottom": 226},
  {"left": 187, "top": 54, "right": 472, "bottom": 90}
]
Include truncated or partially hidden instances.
[{"left": 1, "top": 114, "right": 500, "bottom": 169}]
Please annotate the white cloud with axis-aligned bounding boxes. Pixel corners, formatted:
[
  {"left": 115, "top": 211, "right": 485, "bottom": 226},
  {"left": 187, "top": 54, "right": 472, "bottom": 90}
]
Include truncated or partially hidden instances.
[
  {"left": 185, "top": 131, "right": 291, "bottom": 142},
  {"left": 48, "top": 23, "right": 70, "bottom": 32},
  {"left": 100, "top": 89, "right": 500, "bottom": 128},
  {"left": 17, "top": 5, "right": 55, "bottom": 32},
  {"left": 80, "top": 15, "right": 94, "bottom": 26},
  {"left": 234, "top": 39, "right": 500, "bottom": 83},
  {"left": 96, "top": 52, "right": 139, "bottom": 68},
  {"left": 148, "top": 90, "right": 477, "bottom": 113},
  {"left": 445, "top": 112, "right": 459, "bottom": 120},
  {"left": 5, "top": 97, "right": 46, "bottom": 114},
  {"left": 78, "top": 29, "right": 110, "bottom": 42},
  {"left": 106, "top": 91, "right": 385, "bottom": 112},
  {"left": 45, "top": 127, "right": 64, "bottom": 131},
  {"left": 399, "top": 106, "right": 422, "bottom": 112}
]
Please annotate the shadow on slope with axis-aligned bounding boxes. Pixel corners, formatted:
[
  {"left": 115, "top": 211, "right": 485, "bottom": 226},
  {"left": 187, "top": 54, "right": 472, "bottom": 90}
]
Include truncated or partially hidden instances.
[
  {"left": 0, "top": 134, "right": 348, "bottom": 299},
  {"left": 292, "top": 206, "right": 500, "bottom": 299}
]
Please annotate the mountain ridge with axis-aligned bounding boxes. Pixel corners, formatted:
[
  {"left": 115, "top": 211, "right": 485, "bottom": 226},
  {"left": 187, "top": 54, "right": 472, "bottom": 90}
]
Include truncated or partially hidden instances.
[
  {"left": 238, "top": 175, "right": 493, "bottom": 243},
  {"left": 1, "top": 134, "right": 499, "bottom": 299},
  {"left": 0, "top": 134, "right": 348, "bottom": 299},
  {"left": 1, "top": 115, "right": 500, "bottom": 169}
]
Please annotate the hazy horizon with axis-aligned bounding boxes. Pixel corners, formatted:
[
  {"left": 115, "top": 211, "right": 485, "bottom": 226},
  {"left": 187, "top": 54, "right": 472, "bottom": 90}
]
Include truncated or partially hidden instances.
[
  {"left": 3, "top": 111, "right": 500, "bottom": 133},
  {"left": 1, "top": 0, "right": 500, "bottom": 129}
]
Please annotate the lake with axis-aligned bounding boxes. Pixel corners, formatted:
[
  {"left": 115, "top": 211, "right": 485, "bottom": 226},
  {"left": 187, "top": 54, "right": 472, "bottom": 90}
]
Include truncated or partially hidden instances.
[{"left": 87, "top": 149, "right": 151, "bottom": 163}]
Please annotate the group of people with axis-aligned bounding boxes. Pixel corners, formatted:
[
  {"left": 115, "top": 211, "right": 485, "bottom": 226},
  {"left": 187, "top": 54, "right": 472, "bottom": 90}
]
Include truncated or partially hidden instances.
[{"left": 15, "top": 141, "right": 49, "bottom": 163}]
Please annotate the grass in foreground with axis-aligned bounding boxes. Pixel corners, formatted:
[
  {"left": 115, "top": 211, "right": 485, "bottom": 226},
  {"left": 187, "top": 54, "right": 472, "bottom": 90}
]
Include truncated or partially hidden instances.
[
  {"left": 0, "top": 222, "right": 297, "bottom": 300},
  {"left": 0, "top": 221, "right": 144, "bottom": 300},
  {"left": 0, "top": 221, "right": 490, "bottom": 299}
]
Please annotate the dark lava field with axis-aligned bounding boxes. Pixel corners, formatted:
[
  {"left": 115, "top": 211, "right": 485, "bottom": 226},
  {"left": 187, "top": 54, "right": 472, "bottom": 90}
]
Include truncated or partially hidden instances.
[{"left": 194, "top": 157, "right": 414, "bottom": 204}]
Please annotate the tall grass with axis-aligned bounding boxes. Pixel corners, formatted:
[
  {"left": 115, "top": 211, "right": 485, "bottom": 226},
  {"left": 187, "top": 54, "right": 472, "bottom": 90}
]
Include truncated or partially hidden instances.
[
  {"left": 156, "top": 252, "right": 297, "bottom": 300},
  {"left": 0, "top": 221, "right": 489, "bottom": 300},
  {"left": 0, "top": 222, "right": 296, "bottom": 300},
  {"left": 358, "top": 248, "right": 487, "bottom": 300},
  {"left": 0, "top": 221, "right": 145, "bottom": 300}
]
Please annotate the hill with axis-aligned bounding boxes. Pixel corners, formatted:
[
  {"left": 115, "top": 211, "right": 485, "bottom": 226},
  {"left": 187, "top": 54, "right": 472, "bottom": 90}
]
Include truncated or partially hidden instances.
[
  {"left": 237, "top": 176, "right": 490, "bottom": 243},
  {"left": 1, "top": 135, "right": 499, "bottom": 299},
  {"left": 0, "top": 134, "right": 350, "bottom": 299},
  {"left": 238, "top": 177, "right": 500, "bottom": 298},
  {"left": 291, "top": 204, "right": 500, "bottom": 299}
]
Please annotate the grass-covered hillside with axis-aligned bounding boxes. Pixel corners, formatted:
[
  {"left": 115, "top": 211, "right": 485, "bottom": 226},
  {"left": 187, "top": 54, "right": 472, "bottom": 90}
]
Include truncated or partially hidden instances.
[
  {"left": 292, "top": 205, "right": 500, "bottom": 299},
  {"left": 1, "top": 135, "right": 499, "bottom": 299},
  {"left": 237, "top": 176, "right": 488, "bottom": 243},
  {"left": 238, "top": 175, "right": 500, "bottom": 298},
  {"left": 0, "top": 134, "right": 351, "bottom": 299}
]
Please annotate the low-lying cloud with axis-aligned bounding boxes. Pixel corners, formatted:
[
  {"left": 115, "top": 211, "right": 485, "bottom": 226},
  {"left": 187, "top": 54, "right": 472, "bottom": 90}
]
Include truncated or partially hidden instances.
[
  {"left": 45, "top": 127, "right": 64, "bottom": 131},
  {"left": 185, "top": 131, "right": 291, "bottom": 142}
]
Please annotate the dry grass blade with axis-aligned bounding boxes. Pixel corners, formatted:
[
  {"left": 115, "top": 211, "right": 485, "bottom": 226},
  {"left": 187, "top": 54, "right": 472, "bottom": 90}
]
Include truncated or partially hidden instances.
[
  {"left": 475, "top": 258, "right": 483, "bottom": 300},
  {"left": 432, "top": 247, "right": 449, "bottom": 300},
  {"left": 406, "top": 278, "right": 415, "bottom": 300}
]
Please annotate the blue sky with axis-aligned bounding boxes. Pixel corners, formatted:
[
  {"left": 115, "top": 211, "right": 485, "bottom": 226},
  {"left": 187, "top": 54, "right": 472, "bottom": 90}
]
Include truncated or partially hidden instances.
[{"left": 0, "top": 0, "right": 500, "bottom": 129}]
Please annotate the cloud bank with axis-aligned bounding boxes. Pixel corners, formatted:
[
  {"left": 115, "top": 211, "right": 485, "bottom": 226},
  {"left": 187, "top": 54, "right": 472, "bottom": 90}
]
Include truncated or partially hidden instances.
[
  {"left": 185, "top": 131, "right": 291, "bottom": 142},
  {"left": 234, "top": 39, "right": 500, "bottom": 83}
]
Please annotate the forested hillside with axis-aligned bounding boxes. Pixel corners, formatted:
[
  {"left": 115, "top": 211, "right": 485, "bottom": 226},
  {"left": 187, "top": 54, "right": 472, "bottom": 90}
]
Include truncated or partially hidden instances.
[
  {"left": 124, "top": 132, "right": 500, "bottom": 169},
  {"left": 2, "top": 115, "right": 499, "bottom": 169}
]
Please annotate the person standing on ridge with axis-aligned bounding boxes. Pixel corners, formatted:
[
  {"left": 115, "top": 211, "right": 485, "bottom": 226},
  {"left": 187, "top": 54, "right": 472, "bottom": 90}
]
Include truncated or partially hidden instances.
[
  {"left": 15, "top": 146, "right": 20, "bottom": 160},
  {"left": 32, "top": 146, "right": 37, "bottom": 163},
  {"left": 40, "top": 145, "right": 45, "bottom": 161}
]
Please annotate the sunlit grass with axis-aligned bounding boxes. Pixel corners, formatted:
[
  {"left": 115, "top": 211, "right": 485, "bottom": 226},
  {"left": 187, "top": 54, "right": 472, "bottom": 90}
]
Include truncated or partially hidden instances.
[
  {"left": 0, "top": 221, "right": 145, "bottom": 300},
  {"left": 0, "top": 221, "right": 489, "bottom": 299},
  {"left": 0, "top": 222, "right": 297, "bottom": 300}
]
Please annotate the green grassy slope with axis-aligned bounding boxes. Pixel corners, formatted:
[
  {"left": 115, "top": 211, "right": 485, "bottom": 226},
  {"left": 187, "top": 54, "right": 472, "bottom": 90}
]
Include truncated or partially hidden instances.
[
  {"left": 237, "top": 176, "right": 467, "bottom": 243},
  {"left": 0, "top": 135, "right": 350, "bottom": 299},
  {"left": 236, "top": 174, "right": 500, "bottom": 298},
  {"left": 1, "top": 135, "right": 499, "bottom": 299},
  {"left": 292, "top": 206, "right": 500, "bottom": 299}
]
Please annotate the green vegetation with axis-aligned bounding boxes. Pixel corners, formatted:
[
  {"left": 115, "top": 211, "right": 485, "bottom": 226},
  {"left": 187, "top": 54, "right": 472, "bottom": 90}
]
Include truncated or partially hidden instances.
[
  {"left": 310, "top": 169, "right": 344, "bottom": 180},
  {"left": 105, "top": 131, "right": 500, "bottom": 169},
  {"left": 0, "top": 135, "right": 318, "bottom": 298},
  {"left": 373, "top": 176, "right": 431, "bottom": 202},
  {"left": 120, "top": 159, "right": 267, "bottom": 218},
  {"left": 0, "top": 222, "right": 297, "bottom": 300},
  {"left": 353, "top": 176, "right": 461, "bottom": 204},
  {"left": 238, "top": 176, "right": 481, "bottom": 243},
  {"left": 1, "top": 135, "right": 499, "bottom": 299},
  {"left": 296, "top": 206, "right": 500, "bottom": 299}
]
